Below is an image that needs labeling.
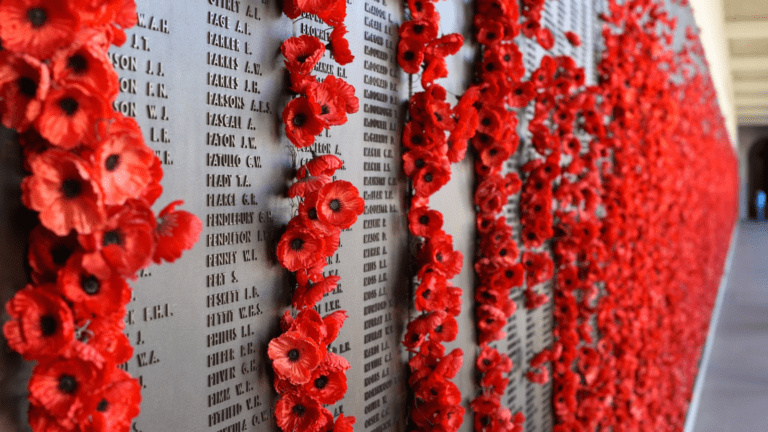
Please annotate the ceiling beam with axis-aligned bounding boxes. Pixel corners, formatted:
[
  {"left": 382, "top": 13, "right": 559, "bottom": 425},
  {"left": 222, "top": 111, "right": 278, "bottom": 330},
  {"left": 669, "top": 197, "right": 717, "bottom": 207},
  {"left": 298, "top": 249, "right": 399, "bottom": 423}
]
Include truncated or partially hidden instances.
[
  {"left": 730, "top": 56, "right": 768, "bottom": 71},
  {"left": 734, "top": 81, "right": 768, "bottom": 92},
  {"left": 725, "top": 20, "right": 768, "bottom": 40},
  {"left": 736, "top": 96, "right": 768, "bottom": 107}
]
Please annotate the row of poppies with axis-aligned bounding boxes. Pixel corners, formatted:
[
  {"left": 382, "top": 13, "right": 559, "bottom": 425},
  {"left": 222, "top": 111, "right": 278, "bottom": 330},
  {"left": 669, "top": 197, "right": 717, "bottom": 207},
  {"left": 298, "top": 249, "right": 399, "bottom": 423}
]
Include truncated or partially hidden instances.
[
  {"left": 396, "top": 0, "right": 478, "bottom": 430},
  {"left": 0, "top": 1, "right": 202, "bottom": 431},
  {"left": 267, "top": 1, "right": 363, "bottom": 430}
]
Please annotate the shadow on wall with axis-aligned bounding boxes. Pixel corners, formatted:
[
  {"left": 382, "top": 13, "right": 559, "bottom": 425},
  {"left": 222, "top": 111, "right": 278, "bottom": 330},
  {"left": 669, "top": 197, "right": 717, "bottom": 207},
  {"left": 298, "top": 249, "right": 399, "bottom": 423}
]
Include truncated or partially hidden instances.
[
  {"left": 0, "top": 126, "right": 33, "bottom": 432},
  {"left": 748, "top": 139, "right": 768, "bottom": 220}
]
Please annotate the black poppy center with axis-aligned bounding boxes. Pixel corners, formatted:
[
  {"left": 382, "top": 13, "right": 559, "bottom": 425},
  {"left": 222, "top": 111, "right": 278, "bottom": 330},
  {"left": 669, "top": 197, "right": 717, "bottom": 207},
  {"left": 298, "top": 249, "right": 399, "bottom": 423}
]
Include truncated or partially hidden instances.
[
  {"left": 314, "top": 375, "right": 329, "bottom": 389},
  {"left": 489, "top": 148, "right": 498, "bottom": 156},
  {"left": 105, "top": 154, "right": 120, "bottom": 171},
  {"left": 293, "top": 113, "right": 307, "bottom": 127},
  {"left": 483, "top": 359, "right": 491, "bottom": 366},
  {"left": 419, "top": 215, "right": 429, "bottom": 225},
  {"left": 62, "top": 179, "right": 82, "bottom": 198},
  {"left": 321, "top": 104, "right": 330, "bottom": 115},
  {"left": 421, "top": 289, "right": 430, "bottom": 299},
  {"left": 415, "top": 158, "right": 425, "bottom": 168},
  {"left": 27, "top": 8, "right": 47, "bottom": 28},
  {"left": 411, "top": 135, "right": 423, "bottom": 145},
  {"left": 81, "top": 275, "right": 100, "bottom": 295},
  {"left": 481, "top": 117, "right": 492, "bottom": 126},
  {"left": 68, "top": 54, "right": 88, "bottom": 73},
  {"left": 103, "top": 230, "right": 121, "bottom": 247},
  {"left": 534, "top": 205, "right": 542, "bottom": 212},
  {"left": 288, "top": 348, "right": 300, "bottom": 361},
  {"left": 308, "top": 208, "right": 318, "bottom": 220},
  {"left": 290, "top": 238, "right": 304, "bottom": 251},
  {"left": 505, "top": 270, "right": 514, "bottom": 278},
  {"left": 18, "top": 77, "right": 37, "bottom": 97},
  {"left": 404, "top": 51, "right": 415, "bottom": 61},
  {"left": 499, "top": 248, "right": 507, "bottom": 257},
  {"left": 292, "top": 404, "right": 306, "bottom": 416},
  {"left": 424, "top": 173, "right": 433, "bottom": 182},
  {"left": 504, "top": 54, "right": 511, "bottom": 61},
  {"left": 297, "top": 54, "right": 310, "bottom": 64},
  {"left": 329, "top": 199, "right": 341, "bottom": 212},
  {"left": 413, "top": 24, "right": 424, "bottom": 34},
  {"left": 485, "top": 62, "right": 495, "bottom": 72},
  {"left": 435, "top": 252, "right": 442, "bottom": 262},
  {"left": 40, "top": 315, "right": 57, "bottom": 336},
  {"left": 514, "top": 88, "right": 523, "bottom": 95},
  {"left": 527, "top": 232, "right": 536, "bottom": 240},
  {"left": 58, "top": 375, "right": 77, "bottom": 394},
  {"left": 481, "top": 416, "right": 492, "bottom": 426},
  {"left": 414, "top": 1, "right": 423, "bottom": 11},
  {"left": 487, "top": 32, "right": 497, "bottom": 40},
  {"left": 97, "top": 398, "right": 109, "bottom": 412},
  {"left": 59, "top": 98, "right": 79, "bottom": 116},
  {"left": 434, "top": 325, "right": 443, "bottom": 333}
]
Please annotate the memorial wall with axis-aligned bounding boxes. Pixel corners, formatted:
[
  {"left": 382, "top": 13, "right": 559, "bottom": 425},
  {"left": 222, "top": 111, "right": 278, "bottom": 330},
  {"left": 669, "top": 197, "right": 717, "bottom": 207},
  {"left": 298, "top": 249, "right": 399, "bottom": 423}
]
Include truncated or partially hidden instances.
[{"left": 1, "top": 0, "right": 738, "bottom": 431}]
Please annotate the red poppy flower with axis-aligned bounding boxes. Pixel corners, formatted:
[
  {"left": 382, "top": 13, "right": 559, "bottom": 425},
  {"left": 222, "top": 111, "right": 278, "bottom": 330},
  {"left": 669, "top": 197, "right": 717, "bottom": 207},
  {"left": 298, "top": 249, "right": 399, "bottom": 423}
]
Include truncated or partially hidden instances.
[
  {"left": 93, "top": 114, "right": 155, "bottom": 206},
  {"left": 138, "top": 153, "right": 163, "bottom": 206},
  {"left": 289, "top": 70, "right": 317, "bottom": 94},
  {"left": 28, "top": 354, "right": 105, "bottom": 426},
  {"left": 27, "top": 225, "right": 80, "bottom": 284},
  {"left": 281, "top": 35, "right": 325, "bottom": 74},
  {"left": 316, "top": 0, "right": 346, "bottom": 26},
  {"left": 522, "top": 251, "right": 554, "bottom": 287},
  {"left": 85, "top": 368, "right": 141, "bottom": 432},
  {"left": 277, "top": 225, "right": 326, "bottom": 272},
  {"left": 308, "top": 80, "right": 348, "bottom": 127},
  {"left": 0, "top": 0, "right": 79, "bottom": 60},
  {"left": 397, "top": 37, "right": 425, "bottom": 74},
  {"left": 329, "top": 414, "right": 356, "bottom": 432},
  {"left": 400, "top": 20, "right": 439, "bottom": 45},
  {"left": 275, "top": 392, "right": 330, "bottom": 432},
  {"left": 419, "top": 232, "right": 463, "bottom": 278},
  {"left": 297, "top": 155, "right": 343, "bottom": 180},
  {"left": 477, "top": 304, "right": 506, "bottom": 344},
  {"left": 79, "top": 201, "right": 155, "bottom": 279},
  {"left": 268, "top": 331, "right": 323, "bottom": 385},
  {"left": 0, "top": 53, "right": 49, "bottom": 131},
  {"left": 3, "top": 285, "right": 74, "bottom": 360},
  {"left": 283, "top": 96, "right": 325, "bottom": 148},
  {"left": 315, "top": 180, "right": 364, "bottom": 229},
  {"left": 51, "top": 31, "right": 118, "bottom": 102},
  {"left": 22, "top": 148, "right": 105, "bottom": 236},
  {"left": 37, "top": 82, "right": 111, "bottom": 148},
  {"left": 58, "top": 254, "right": 130, "bottom": 318},
  {"left": 328, "top": 24, "right": 354, "bottom": 65},
  {"left": 293, "top": 272, "right": 340, "bottom": 310},
  {"left": 475, "top": 18, "right": 505, "bottom": 45},
  {"left": 408, "top": 205, "right": 444, "bottom": 238},
  {"left": 303, "top": 352, "right": 349, "bottom": 404},
  {"left": 74, "top": 310, "right": 132, "bottom": 364},
  {"left": 412, "top": 160, "right": 451, "bottom": 198},
  {"left": 322, "top": 75, "right": 359, "bottom": 114},
  {"left": 288, "top": 174, "right": 331, "bottom": 199},
  {"left": 416, "top": 310, "right": 459, "bottom": 343},
  {"left": 152, "top": 200, "right": 202, "bottom": 264}
]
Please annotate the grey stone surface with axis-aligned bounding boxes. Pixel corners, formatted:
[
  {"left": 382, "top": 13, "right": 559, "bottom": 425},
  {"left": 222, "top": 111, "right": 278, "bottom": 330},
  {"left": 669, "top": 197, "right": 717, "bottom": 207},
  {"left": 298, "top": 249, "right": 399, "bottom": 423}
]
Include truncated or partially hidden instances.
[{"left": 693, "top": 222, "right": 768, "bottom": 432}]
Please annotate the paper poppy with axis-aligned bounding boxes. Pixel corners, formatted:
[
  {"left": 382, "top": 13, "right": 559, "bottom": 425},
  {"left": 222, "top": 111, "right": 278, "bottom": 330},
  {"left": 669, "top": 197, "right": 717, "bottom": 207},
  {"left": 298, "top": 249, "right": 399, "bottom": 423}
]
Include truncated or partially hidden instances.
[
  {"left": 0, "top": 0, "right": 79, "bottom": 60},
  {"left": 268, "top": 331, "right": 323, "bottom": 385},
  {"left": 3, "top": 285, "right": 75, "bottom": 360},
  {"left": 328, "top": 24, "right": 354, "bottom": 65},
  {"left": 152, "top": 200, "right": 202, "bottom": 264},
  {"left": 315, "top": 180, "right": 364, "bottom": 229},
  {"left": 277, "top": 225, "right": 326, "bottom": 272},
  {"left": 0, "top": 52, "right": 50, "bottom": 131},
  {"left": 281, "top": 35, "right": 325, "bottom": 75},
  {"left": 22, "top": 148, "right": 105, "bottom": 236},
  {"left": 283, "top": 96, "right": 325, "bottom": 148},
  {"left": 275, "top": 392, "right": 330, "bottom": 432}
]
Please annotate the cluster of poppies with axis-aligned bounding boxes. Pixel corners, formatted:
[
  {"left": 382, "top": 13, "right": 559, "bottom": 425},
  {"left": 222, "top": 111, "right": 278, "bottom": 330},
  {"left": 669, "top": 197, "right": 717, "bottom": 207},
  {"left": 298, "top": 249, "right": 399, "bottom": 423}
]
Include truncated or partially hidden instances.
[
  {"left": 465, "top": 0, "right": 536, "bottom": 429},
  {"left": 268, "top": 309, "right": 355, "bottom": 432},
  {"left": 396, "top": 1, "right": 476, "bottom": 430},
  {"left": 270, "top": 2, "right": 364, "bottom": 431},
  {"left": 547, "top": 0, "right": 737, "bottom": 429},
  {"left": 0, "top": 0, "right": 202, "bottom": 431},
  {"left": 280, "top": 0, "right": 355, "bottom": 150}
]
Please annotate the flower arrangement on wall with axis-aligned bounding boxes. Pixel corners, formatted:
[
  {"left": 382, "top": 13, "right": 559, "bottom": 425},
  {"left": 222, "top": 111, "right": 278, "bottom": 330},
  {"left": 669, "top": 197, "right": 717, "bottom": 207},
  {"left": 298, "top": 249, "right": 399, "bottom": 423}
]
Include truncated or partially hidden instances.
[{"left": 0, "top": 0, "right": 202, "bottom": 430}]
